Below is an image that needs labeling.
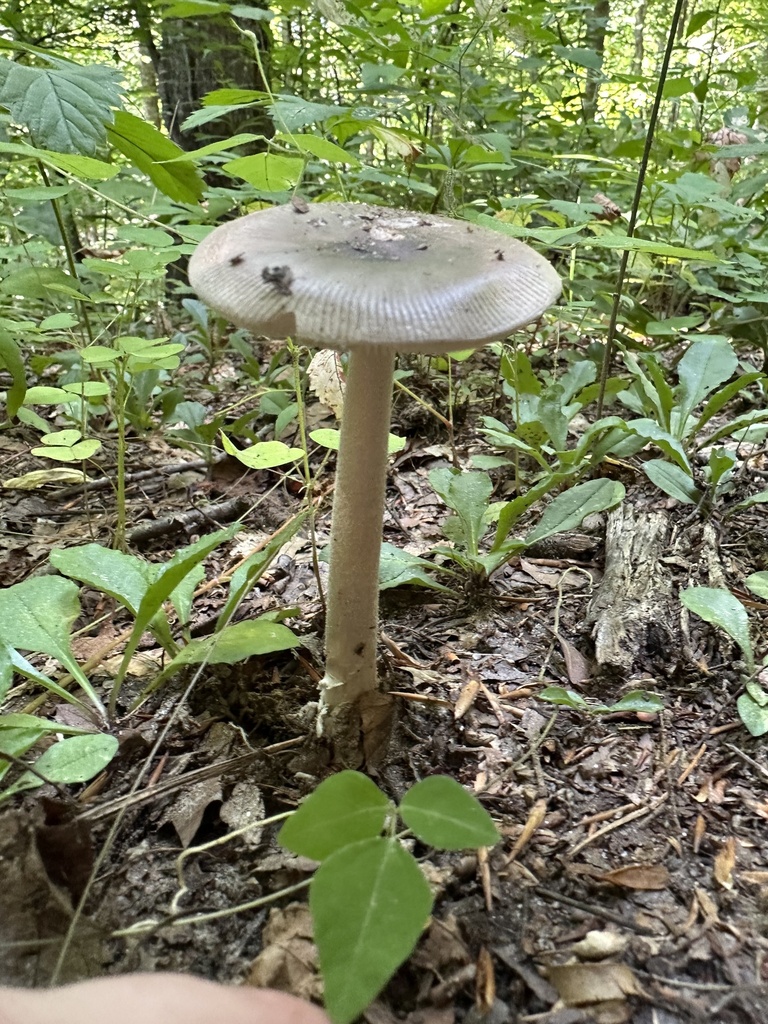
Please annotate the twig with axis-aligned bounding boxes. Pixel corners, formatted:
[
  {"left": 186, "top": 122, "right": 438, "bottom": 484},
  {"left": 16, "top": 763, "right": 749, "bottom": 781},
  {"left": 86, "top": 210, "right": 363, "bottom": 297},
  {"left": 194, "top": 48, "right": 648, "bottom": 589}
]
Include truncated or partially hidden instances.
[{"left": 569, "top": 794, "right": 669, "bottom": 857}]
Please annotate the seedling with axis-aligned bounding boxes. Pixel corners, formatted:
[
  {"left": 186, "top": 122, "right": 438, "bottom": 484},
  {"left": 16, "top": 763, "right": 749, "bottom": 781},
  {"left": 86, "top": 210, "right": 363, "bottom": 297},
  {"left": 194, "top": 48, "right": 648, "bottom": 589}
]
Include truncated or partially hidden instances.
[
  {"left": 681, "top": 585, "right": 768, "bottom": 737},
  {"left": 278, "top": 770, "right": 499, "bottom": 1024}
]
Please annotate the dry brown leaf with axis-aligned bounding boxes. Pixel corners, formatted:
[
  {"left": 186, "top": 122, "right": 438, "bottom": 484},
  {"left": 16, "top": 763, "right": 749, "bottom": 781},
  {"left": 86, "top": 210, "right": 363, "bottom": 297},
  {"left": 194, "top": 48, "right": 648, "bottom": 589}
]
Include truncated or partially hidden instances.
[
  {"left": 693, "top": 813, "right": 706, "bottom": 853},
  {"left": 571, "top": 929, "right": 629, "bottom": 961},
  {"left": 504, "top": 798, "right": 548, "bottom": 864},
  {"left": 546, "top": 962, "right": 643, "bottom": 1006},
  {"left": 557, "top": 635, "right": 592, "bottom": 685},
  {"left": 307, "top": 349, "right": 345, "bottom": 418},
  {"left": 411, "top": 915, "right": 470, "bottom": 971},
  {"left": 455, "top": 679, "right": 481, "bottom": 720},
  {"left": 600, "top": 864, "right": 670, "bottom": 890},
  {"left": 714, "top": 836, "right": 737, "bottom": 889},
  {"left": 219, "top": 780, "right": 265, "bottom": 848},
  {"left": 246, "top": 903, "right": 321, "bottom": 1001},
  {"left": 475, "top": 947, "right": 495, "bottom": 1014}
]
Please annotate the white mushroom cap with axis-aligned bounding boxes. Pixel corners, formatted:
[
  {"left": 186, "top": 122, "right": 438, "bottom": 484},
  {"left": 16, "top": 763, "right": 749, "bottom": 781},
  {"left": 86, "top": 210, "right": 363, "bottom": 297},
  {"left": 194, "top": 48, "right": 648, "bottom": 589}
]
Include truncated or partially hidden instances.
[{"left": 188, "top": 202, "right": 561, "bottom": 352}]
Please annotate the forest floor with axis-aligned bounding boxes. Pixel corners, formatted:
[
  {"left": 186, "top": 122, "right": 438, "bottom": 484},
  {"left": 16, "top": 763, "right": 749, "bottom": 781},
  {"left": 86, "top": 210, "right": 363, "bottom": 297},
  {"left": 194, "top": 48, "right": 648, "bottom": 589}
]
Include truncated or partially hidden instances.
[{"left": 1, "top": 343, "right": 768, "bottom": 1024}]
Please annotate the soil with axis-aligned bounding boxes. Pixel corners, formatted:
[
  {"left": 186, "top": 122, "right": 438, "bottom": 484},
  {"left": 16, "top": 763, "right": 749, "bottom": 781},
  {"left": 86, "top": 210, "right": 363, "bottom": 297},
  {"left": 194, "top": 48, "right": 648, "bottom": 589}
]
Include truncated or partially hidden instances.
[{"left": 1, "top": 345, "right": 767, "bottom": 1024}]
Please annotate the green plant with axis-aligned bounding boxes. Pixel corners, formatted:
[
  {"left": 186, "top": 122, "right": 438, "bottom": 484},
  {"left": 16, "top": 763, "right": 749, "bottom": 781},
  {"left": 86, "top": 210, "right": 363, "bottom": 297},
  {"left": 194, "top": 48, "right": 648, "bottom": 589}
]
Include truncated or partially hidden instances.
[
  {"left": 538, "top": 687, "right": 665, "bottom": 717},
  {"left": 681, "top": 585, "right": 768, "bottom": 737},
  {"left": 0, "top": 519, "right": 306, "bottom": 798},
  {"left": 278, "top": 770, "right": 499, "bottom": 1024},
  {"left": 429, "top": 467, "right": 626, "bottom": 579},
  {"left": 618, "top": 338, "right": 768, "bottom": 506}
]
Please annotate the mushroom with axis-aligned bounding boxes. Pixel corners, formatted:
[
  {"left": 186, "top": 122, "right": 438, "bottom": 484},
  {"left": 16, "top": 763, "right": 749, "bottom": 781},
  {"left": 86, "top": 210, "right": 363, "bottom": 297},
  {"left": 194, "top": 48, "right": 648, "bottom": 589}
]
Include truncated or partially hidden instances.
[{"left": 189, "top": 202, "right": 561, "bottom": 759}]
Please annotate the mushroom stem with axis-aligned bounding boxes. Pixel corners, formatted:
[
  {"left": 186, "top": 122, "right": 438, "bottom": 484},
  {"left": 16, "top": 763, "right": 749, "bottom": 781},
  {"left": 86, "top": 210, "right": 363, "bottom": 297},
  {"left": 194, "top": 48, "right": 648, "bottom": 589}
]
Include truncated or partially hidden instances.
[{"left": 319, "top": 345, "right": 396, "bottom": 710}]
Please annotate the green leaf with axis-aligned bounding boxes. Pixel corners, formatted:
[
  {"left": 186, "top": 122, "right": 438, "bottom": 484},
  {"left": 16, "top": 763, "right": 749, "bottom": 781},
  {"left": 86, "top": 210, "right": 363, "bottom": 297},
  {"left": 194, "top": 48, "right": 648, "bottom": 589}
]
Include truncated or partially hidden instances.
[
  {"left": 745, "top": 573, "right": 768, "bottom": 600},
  {"left": 0, "top": 576, "right": 104, "bottom": 714},
  {"left": 625, "top": 419, "right": 691, "bottom": 472},
  {"left": 526, "top": 479, "right": 625, "bottom": 545},
  {"left": 730, "top": 489, "right": 768, "bottom": 514},
  {"left": 737, "top": 691, "right": 768, "bottom": 737},
  {"left": 310, "top": 428, "right": 405, "bottom": 454},
  {"left": 0, "top": 56, "right": 122, "bottom": 153},
  {"left": 115, "top": 526, "right": 240, "bottom": 694},
  {"left": 220, "top": 433, "right": 304, "bottom": 469},
  {"left": 399, "top": 776, "right": 499, "bottom": 850},
  {"left": 676, "top": 338, "right": 738, "bottom": 426},
  {"left": 160, "top": 619, "right": 299, "bottom": 671},
  {"left": 2, "top": 733, "right": 118, "bottom": 800},
  {"left": 607, "top": 691, "right": 664, "bottom": 715},
  {"left": 107, "top": 110, "right": 204, "bottom": 204},
  {"left": 31, "top": 430, "right": 101, "bottom": 462},
  {"left": 51, "top": 543, "right": 154, "bottom": 615},
  {"left": 643, "top": 460, "right": 701, "bottom": 504},
  {"left": 681, "top": 586, "right": 753, "bottom": 671},
  {"left": 223, "top": 153, "right": 304, "bottom": 191},
  {"left": 692, "top": 371, "right": 764, "bottom": 437},
  {"left": 0, "top": 328, "right": 26, "bottom": 418},
  {"left": 539, "top": 686, "right": 599, "bottom": 711},
  {"left": 378, "top": 543, "right": 453, "bottom": 593},
  {"left": 161, "top": 0, "right": 228, "bottom": 14},
  {"left": 279, "top": 770, "right": 391, "bottom": 860},
  {"left": 430, "top": 468, "right": 493, "bottom": 558},
  {"left": 311, "top": 837, "right": 432, "bottom": 1024},
  {"left": 275, "top": 133, "right": 360, "bottom": 166}
]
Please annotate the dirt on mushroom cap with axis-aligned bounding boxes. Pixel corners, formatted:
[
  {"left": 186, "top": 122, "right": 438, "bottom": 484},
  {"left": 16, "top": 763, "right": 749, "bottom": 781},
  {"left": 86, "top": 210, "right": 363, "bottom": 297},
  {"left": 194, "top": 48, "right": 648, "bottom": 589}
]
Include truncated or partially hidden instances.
[{"left": 188, "top": 202, "right": 562, "bottom": 352}]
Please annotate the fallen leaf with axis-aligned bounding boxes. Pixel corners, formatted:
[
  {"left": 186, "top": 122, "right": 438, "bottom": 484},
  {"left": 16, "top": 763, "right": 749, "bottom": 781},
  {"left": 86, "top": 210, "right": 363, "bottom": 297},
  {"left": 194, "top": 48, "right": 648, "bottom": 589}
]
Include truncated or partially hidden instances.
[
  {"left": 714, "top": 836, "right": 737, "bottom": 889},
  {"left": 3, "top": 468, "right": 88, "bottom": 489},
  {"left": 546, "top": 962, "right": 643, "bottom": 1006},
  {"left": 307, "top": 349, "right": 345, "bottom": 418},
  {"left": 219, "top": 780, "right": 265, "bottom": 848},
  {"left": 600, "top": 864, "right": 670, "bottom": 890},
  {"left": 246, "top": 903, "right": 321, "bottom": 1000},
  {"left": 455, "top": 679, "right": 481, "bottom": 719},
  {"left": 571, "top": 929, "right": 629, "bottom": 961}
]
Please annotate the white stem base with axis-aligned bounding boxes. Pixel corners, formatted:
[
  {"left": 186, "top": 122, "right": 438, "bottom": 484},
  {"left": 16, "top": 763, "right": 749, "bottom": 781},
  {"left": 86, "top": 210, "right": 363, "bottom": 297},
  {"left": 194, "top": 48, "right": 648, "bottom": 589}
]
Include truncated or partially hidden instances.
[{"left": 319, "top": 346, "right": 396, "bottom": 713}]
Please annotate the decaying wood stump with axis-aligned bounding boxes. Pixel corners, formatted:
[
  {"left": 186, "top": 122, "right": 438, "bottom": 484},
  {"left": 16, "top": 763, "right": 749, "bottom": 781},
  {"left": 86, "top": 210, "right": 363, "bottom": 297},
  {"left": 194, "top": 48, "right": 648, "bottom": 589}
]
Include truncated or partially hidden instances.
[{"left": 587, "top": 502, "right": 730, "bottom": 676}]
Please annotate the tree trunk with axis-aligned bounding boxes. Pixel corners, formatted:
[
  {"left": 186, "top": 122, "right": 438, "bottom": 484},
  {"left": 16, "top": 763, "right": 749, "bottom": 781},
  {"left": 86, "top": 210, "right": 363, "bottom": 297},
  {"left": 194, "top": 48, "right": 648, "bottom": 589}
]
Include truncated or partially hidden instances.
[{"left": 582, "top": 0, "right": 610, "bottom": 126}]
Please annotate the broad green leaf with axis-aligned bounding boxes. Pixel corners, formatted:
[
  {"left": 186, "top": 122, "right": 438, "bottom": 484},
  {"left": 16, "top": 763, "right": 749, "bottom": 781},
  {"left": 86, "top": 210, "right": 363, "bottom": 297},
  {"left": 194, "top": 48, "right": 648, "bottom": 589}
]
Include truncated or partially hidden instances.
[
  {"left": 607, "top": 691, "right": 664, "bottom": 715},
  {"left": 730, "top": 489, "right": 768, "bottom": 514},
  {"left": 223, "top": 153, "right": 304, "bottom": 191},
  {"left": 220, "top": 433, "right": 304, "bottom": 469},
  {"left": 5, "top": 184, "right": 72, "bottom": 200},
  {"left": 378, "top": 543, "right": 453, "bottom": 593},
  {"left": 399, "top": 776, "right": 499, "bottom": 850},
  {"left": 0, "top": 644, "right": 92, "bottom": 712},
  {"left": 745, "top": 573, "right": 768, "bottom": 600},
  {"left": 51, "top": 543, "right": 154, "bottom": 615},
  {"left": 310, "top": 428, "right": 405, "bottom": 455},
  {"left": 0, "top": 141, "right": 117, "bottom": 179},
  {"left": 2, "top": 733, "right": 118, "bottom": 800},
  {"left": 625, "top": 419, "right": 691, "bottom": 472},
  {"left": 0, "top": 576, "right": 104, "bottom": 714},
  {"left": 161, "top": 0, "right": 228, "bottom": 14},
  {"left": 279, "top": 770, "right": 391, "bottom": 860},
  {"left": 0, "top": 328, "right": 26, "bottom": 418},
  {"left": 430, "top": 468, "right": 493, "bottom": 558},
  {"left": 0, "top": 56, "right": 122, "bottom": 153},
  {"left": 107, "top": 110, "right": 204, "bottom": 204},
  {"left": 681, "top": 586, "right": 753, "bottom": 671},
  {"left": 737, "top": 691, "right": 768, "bottom": 737},
  {"left": 31, "top": 430, "right": 101, "bottom": 462},
  {"left": 676, "top": 338, "right": 738, "bottom": 425},
  {"left": 115, "top": 525, "right": 240, "bottom": 696},
  {"left": 693, "top": 372, "right": 765, "bottom": 437},
  {"left": 539, "top": 686, "right": 598, "bottom": 711},
  {"left": 160, "top": 619, "right": 299, "bottom": 671},
  {"left": 526, "top": 479, "right": 625, "bottom": 545},
  {"left": 275, "top": 133, "right": 360, "bottom": 165},
  {"left": 311, "top": 837, "right": 432, "bottom": 1024},
  {"left": 643, "top": 460, "right": 700, "bottom": 504}
]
